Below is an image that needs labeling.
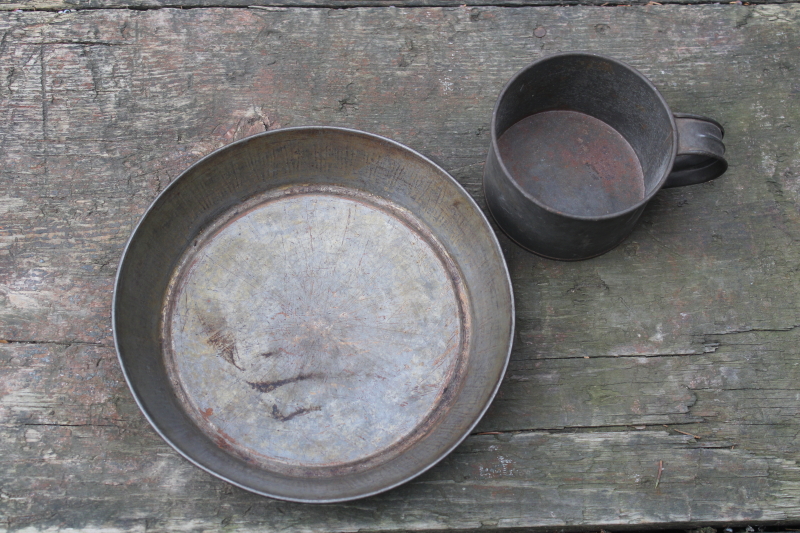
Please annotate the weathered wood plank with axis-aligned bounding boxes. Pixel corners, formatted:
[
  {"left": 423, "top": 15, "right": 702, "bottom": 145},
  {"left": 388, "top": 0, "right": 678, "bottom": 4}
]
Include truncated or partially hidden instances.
[
  {"left": 3, "top": 382, "right": 799, "bottom": 532},
  {"left": 1, "top": 0, "right": 796, "bottom": 13},
  {"left": 0, "top": 4, "right": 799, "bottom": 531},
  {"left": 3, "top": 4, "right": 799, "bottom": 345},
  {"left": 0, "top": 338, "right": 800, "bottom": 531},
  {"left": 479, "top": 328, "right": 800, "bottom": 443}
]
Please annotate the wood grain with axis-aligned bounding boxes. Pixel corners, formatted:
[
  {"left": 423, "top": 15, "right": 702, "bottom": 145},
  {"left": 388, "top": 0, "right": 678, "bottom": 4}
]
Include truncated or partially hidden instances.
[
  {"left": 0, "top": 3, "right": 799, "bottom": 530},
  {"left": 1, "top": 0, "right": 795, "bottom": 13}
]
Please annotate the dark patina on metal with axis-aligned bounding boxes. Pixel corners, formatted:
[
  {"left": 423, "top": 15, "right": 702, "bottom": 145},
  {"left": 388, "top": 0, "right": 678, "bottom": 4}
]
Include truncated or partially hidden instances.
[
  {"left": 484, "top": 52, "right": 728, "bottom": 261},
  {"left": 113, "top": 127, "right": 514, "bottom": 502}
]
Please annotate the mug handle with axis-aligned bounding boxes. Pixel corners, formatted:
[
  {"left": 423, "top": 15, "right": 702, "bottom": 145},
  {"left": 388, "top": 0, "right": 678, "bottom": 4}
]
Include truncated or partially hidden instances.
[{"left": 663, "top": 113, "right": 728, "bottom": 188}]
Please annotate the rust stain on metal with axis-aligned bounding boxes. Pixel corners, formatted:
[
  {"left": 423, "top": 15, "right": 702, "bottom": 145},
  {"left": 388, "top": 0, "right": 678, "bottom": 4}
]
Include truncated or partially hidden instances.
[
  {"left": 497, "top": 109, "right": 645, "bottom": 217},
  {"left": 271, "top": 404, "right": 322, "bottom": 422},
  {"left": 213, "top": 427, "right": 241, "bottom": 455},
  {"left": 198, "top": 313, "right": 242, "bottom": 370},
  {"left": 247, "top": 373, "right": 323, "bottom": 394}
]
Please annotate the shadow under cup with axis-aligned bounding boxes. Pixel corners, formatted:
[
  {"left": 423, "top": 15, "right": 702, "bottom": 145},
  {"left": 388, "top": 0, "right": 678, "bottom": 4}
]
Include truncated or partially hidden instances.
[{"left": 484, "top": 53, "right": 678, "bottom": 260}]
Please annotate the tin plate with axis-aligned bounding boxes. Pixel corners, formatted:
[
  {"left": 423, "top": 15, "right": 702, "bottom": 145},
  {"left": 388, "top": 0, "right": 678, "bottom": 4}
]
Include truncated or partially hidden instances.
[
  {"left": 113, "top": 127, "right": 514, "bottom": 502},
  {"left": 165, "top": 185, "right": 469, "bottom": 474}
]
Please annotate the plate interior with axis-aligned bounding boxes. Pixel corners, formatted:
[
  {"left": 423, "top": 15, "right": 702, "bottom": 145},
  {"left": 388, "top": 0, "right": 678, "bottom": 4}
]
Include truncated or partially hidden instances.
[{"left": 164, "top": 185, "right": 468, "bottom": 473}]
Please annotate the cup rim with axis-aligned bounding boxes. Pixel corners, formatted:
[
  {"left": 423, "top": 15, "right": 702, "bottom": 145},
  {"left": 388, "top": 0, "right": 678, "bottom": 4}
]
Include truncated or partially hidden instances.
[{"left": 490, "top": 51, "right": 679, "bottom": 221}]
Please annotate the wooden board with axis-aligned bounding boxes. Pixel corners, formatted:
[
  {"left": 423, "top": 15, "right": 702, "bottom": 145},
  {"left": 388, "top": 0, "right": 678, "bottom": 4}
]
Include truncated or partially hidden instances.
[
  {"left": 1, "top": 0, "right": 795, "bottom": 13},
  {"left": 1, "top": 3, "right": 800, "bottom": 531}
]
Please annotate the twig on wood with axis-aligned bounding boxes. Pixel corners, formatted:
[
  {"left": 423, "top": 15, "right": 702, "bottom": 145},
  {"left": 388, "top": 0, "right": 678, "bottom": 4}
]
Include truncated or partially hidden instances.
[
  {"left": 655, "top": 460, "right": 664, "bottom": 489},
  {"left": 476, "top": 431, "right": 502, "bottom": 435},
  {"left": 663, "top": 425, "right": 702, "bottom": 439},
  {"left": 673, "top": 428, "right": 702, "bottom": 439}
]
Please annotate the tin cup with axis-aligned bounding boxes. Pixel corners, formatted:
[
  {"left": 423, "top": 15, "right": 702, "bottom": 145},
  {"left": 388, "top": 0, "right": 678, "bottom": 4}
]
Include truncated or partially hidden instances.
[{"left": 483, "top": 52, "right": 727, "bottom": 260}]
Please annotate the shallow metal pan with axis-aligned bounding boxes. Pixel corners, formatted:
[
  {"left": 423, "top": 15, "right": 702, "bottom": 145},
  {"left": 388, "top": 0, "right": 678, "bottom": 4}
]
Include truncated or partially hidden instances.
[{"left": 113, "top": 127, "right": 514, "bottom": 502}]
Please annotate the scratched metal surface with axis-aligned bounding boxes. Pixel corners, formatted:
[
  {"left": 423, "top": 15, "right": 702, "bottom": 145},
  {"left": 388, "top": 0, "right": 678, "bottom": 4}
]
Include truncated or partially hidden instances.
[
  {"left": 165, "top": 186, "right": 467, "bottom": 471},
  {"left": 113, "top": 126, "right": 514, "bottom": 502}
]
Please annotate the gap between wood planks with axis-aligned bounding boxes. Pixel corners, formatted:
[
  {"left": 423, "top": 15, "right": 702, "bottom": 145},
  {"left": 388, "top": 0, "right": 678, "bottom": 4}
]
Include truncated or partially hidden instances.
[
  {"left": 471, "top": 422, "right": 716, "bottom": 437},
  {"left": 0, "top": 338, "right": 109, "bottom": 347},
  {"left": 0, "top": 0, "right": 797, "bottom": 12}
]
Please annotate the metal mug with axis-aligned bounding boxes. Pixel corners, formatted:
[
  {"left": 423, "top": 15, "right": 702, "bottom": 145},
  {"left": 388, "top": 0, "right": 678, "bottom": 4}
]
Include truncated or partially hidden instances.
[{"left": 483, "top": 52, "right": 728, "bottom": 260}]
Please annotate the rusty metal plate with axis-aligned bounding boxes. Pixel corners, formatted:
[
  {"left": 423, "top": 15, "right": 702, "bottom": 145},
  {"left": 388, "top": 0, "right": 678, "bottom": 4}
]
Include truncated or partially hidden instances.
[{"left": 113, "top": 127, "right": 514, "bottom": 502}]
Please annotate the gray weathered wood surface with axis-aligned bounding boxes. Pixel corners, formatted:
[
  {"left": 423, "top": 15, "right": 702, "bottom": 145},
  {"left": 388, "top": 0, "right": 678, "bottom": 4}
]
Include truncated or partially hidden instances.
[
  {"left": 1, "top": 0, "right": 794, "bottom": 13},
  {"left": 1, "top": 3, "right": 799, "bottom": 531}
]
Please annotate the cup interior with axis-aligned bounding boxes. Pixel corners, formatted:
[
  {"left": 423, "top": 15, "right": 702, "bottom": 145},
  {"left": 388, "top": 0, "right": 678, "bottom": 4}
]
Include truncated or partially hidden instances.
[{"left": 493, "top": 54, "right": 676, "bottom": 217}]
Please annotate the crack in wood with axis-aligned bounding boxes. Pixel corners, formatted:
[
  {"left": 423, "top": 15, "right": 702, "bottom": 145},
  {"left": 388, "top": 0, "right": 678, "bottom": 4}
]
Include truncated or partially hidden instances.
[
  {"left": 0, "top": 339, "right": 109, "bottom": 347},
  {"left": 471, "top": 422, "right": 715, "bottom": 436},
  {"left": 538, "top": 352, "right": 704, "bottom": 359},
  {"left": 20, "top": 422, "right": 121, "bottom": 427},
  {"left": 703, "top": 325, "right": 800, "bottom": 335},
  {"left": 40, "top": 40, "right": 129, "bottom": 46}
]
